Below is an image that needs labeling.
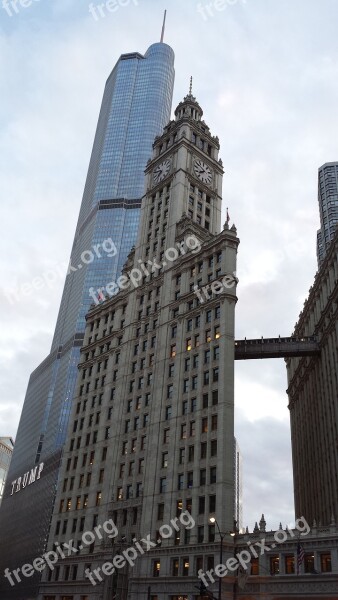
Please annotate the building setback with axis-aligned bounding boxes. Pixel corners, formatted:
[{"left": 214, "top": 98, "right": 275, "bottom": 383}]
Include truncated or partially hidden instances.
[
  {"left": 286, "top": 226, "right": 338, "bottom": 525},
  {"left": 0, "top": 40, "right": 174, "bottom": 600},
  {"left": 38, "top": 91, "right": 240, "bottom": 600}
]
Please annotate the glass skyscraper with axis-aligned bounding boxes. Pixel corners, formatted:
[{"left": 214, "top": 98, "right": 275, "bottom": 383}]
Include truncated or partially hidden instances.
[
  {"left": 0, "top": 41, "right": 174, "bottom": 600},
  {"left": 316, "top": 162, "right": 338, "bottom": 267}
]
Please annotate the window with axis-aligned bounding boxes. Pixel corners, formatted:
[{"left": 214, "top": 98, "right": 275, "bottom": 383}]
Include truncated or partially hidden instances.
[
  {"left": 190, "top": 421, "right": 196, "bottom": 436},
  {"left": 208, "top": 524, "right": 215, "bottom": 542},
  {"left": 170, "top": 344, "right": 177, "bottom": 357},
  {"left": 199, "top": 496, "right": 205, "bottom": 514},
  {"left": 211, "top": 415, "right": 218, "bottom": 430},
  {"left": 200, "top": 469, "right": 206, "bottom": 485},
  {"left": 201, "top": 442, "right": 207, "bottom": 459},
  {"left": 202, "top": 417, "right": 208, "bottom": 433},
  {"left": 162, "top": 452, "right": 168, "bottom": 468},
  {"left": 214, "top": 346, "right": 219, "bottom": 361},
  {"left": 248, "top": 558, "right": 259, "bottom": 575},
  {"left": 187, "top": 471, "right": 193, "bottom": 488},
  {"left": 178, "top": 474, "right": 184, "bottom": 490},
  {"left": 213, "top": 367, "right": 219, "bottom": 382},
  {"left": 210, "top": 440, "right": 217, "bottom": 457},
  {"left": 153, "top": 560, "right": 160, "bottom": 577},
  {"left": 209, "top": 495, "right": 216, "bottom": 513},
  {"left": 192, "top": 375, "right": 198, "bottom": 390},
  {"left": 284, "top": 555, "right": 294, "bottom": 574},
  {"left": 96, "top": 492, "right": 101, "bottom": 506},
  {"left": 186, "top": 338, "right": 192, "bottom": 351},
  {"left": 183, "top": 558, "right": 189, "bottom": 576},
  {"left": 204, "top": 349, "right": 210, "bottom": 364},
  {"left": 198, "top": 526, "right": 204, "bottom": 543},
  {"left": 172, "top": 558, "right": 179, "bottom": 576},
  {"left": 204, "top": 371, "right": 210, "bottom": 385},
  {"left": 159, "top": 478, "right": 166, "bottom": 493},
  {"left": 193, "top": 354, "right": 199, "bottom": 369},
  {"left": 210, "top": 466, "right": 216, "bottom": 484},
  {"left": 212, "top": 390, "right": 218, "bottom": 405},
  {"left": 215, "top": 325, "right": 220, "bottom": 339},
  {"left": 163, "top": 429, "right": 169, "bottom": 443},
  {"left": 270, "top": 556, "right": 279, "bottom": 575},
  {"left": 172, "top": 325, "right": 177, "bottom": 338},
  {"left": 304, "top": 553, "right": 315, "bottom": 573},
  {"left": 157, "top": 503, "right": 164, "bottom": 520},
  {"left": 321, "top": 553, "right": 331, "bottom": 572},
  {"left": 183, "top": 379, "right": 189, "bottom": 393},
  {"left": 181, "top": 424, "right": 187, "bottom": 439},
  {"left": 169, "top": 363, "right": 175, "bottom": 377}
]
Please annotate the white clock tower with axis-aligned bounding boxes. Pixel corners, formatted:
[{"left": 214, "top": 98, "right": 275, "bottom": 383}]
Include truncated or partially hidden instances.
[{"left": 135, "top": 86, "right": 224, "bottom": 265}]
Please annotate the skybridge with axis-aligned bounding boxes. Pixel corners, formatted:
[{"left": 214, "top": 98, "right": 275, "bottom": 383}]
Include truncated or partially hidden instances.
[{"left": 234, "top": 336, "right": 320, "bottom": 360}]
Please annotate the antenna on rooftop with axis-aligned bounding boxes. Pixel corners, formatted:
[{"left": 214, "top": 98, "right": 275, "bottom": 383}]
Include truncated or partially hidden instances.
[{"left": 160, "top": 10, "right": 167, "bottom": 43}]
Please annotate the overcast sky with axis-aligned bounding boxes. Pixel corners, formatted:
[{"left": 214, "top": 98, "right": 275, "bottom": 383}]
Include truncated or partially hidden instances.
[{"left": 1, "top": 0, "right": 337, "bottom": 531}]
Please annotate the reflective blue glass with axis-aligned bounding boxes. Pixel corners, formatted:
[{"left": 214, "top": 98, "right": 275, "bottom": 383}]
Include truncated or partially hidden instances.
[{"left": 0, "top": 42, "right": 174, "bottom": 598}]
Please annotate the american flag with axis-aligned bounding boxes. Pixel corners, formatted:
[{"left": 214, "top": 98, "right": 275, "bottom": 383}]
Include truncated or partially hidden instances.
[{"left": 297, "top": 542, "right": 305, "bottom": 574}]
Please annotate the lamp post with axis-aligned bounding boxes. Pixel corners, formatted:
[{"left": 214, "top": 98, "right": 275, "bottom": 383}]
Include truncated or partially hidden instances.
[{"left": 209, "top": 517, "right": 235, "bottom": 600}]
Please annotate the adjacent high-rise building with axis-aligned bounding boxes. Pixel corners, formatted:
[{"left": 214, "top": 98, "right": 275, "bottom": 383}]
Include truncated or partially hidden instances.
[
  {"left": 287, "top": 225, "right": 338, "bottom": 525},
  {"left": 316, "top": 162, "right": 338, "bottom": 267},
  {"left": 0, "top": 438, "right": 14, "bottom": 507},
  {"left": 38, "top": 90, "right": 239, "bottom": 600},
  {"left": 0, "top": 38, "right": 174, "bottom": 600}
]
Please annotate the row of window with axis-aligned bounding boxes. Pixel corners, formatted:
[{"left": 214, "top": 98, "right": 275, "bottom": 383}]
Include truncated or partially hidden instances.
[
  {"left": 62, "top": 467, "right": 104, "bottom": 493},
  {"left": 65, "top": 446, "right": 107, "bottom": 473},
  {"left": 170, "top": 328, "right": 220, "bottom": 358},
  {"left": 158, "top": 466, "right": 216, "bottom": 493}
]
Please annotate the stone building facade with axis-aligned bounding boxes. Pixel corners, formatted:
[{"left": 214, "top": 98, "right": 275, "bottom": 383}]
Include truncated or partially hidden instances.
[
  {"left": 38, "top": 92, "right": 240, "bottom": 600},
  {"left": 286, "top": 227, "right": 338, "bottom": 525}
]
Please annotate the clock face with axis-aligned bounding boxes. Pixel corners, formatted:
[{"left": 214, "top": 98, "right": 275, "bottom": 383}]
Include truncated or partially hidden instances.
[
  {"left": 153, "top": 159, "right": 171, "bottom": 184},
  {"left": 193, "top": 159, "right": 212, "bottom": 185}
]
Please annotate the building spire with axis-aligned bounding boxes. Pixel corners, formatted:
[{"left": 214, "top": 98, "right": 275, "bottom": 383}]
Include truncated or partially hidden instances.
[
  {"left": 189, "top": 76, "right": 193, "bottom": 96},
  {"left": 160, "top": 10, "right": 167, "bottom": 43}
]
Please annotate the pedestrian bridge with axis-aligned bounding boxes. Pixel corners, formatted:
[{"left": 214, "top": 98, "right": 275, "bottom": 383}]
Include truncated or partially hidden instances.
[{"left": 234, "top": 336, "right": 320, "bottom": 360}]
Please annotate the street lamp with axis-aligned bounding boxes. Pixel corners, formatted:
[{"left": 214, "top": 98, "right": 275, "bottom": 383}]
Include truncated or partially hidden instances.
[{"left": 209, "top": 517, "right": 235, "bottom": 600}]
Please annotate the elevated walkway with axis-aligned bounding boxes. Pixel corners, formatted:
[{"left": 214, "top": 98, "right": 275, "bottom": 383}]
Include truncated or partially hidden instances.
[{"left": 234, "top": 336, "right": 320, "bottom": 360}]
